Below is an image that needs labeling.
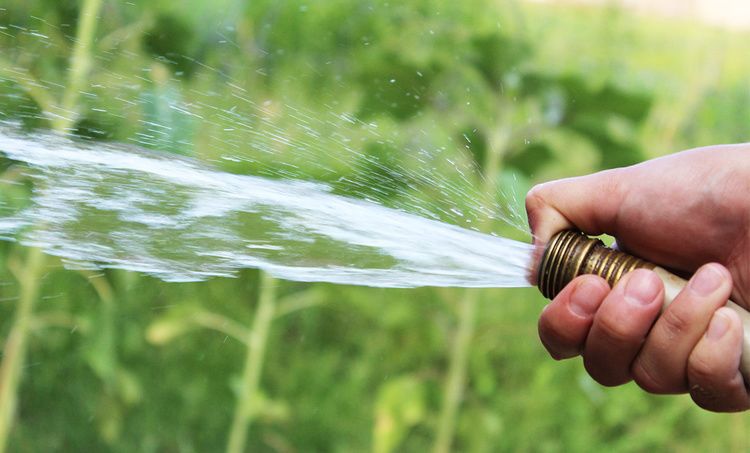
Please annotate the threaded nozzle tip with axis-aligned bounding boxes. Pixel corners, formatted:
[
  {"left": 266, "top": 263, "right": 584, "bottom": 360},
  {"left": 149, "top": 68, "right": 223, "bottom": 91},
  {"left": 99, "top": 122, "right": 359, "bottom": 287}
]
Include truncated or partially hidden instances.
[{"left": 537, "top": 230, "right": 653, "bottom": 300}]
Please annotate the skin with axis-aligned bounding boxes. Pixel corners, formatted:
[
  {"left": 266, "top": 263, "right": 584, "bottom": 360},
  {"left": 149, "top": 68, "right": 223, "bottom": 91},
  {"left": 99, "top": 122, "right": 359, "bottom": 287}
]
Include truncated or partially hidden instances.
[{"left": 525, "top": 144, "right": 750, "bottom": 412}]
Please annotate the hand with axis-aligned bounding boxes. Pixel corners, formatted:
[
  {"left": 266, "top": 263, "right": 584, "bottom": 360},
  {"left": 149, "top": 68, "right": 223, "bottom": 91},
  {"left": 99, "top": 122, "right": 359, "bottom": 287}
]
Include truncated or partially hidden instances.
[{"left": 525, "top": 144, "right": 750, "bottom": 412}]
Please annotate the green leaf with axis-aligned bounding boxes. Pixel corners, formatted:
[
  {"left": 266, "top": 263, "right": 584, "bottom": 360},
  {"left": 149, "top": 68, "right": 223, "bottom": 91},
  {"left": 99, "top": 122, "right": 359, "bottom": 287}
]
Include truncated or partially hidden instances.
[
  {"left": 505, "top": 142, "right": 554, "bottom": 177},
  {"left": 357, "top": 55, "right": 432, "bottom": 121},
  {"left": 373, "top": 375, "right": 426, "bottom": 453},
  {"left": 470, "top": 33, "right": 529, "bottom": 91},
  {"left": 459, "top": 126, "right": 488, "bottom": 173},
  {"left": 142, "top": 13, "right": 199, "bottom": 77},
  {"left": 145, "top": 316, "right": 195, "bottom": 345}
]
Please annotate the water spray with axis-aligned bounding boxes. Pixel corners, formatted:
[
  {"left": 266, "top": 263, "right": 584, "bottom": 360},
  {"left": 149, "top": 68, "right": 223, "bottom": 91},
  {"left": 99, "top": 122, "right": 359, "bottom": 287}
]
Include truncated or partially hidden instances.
[{"left": 538, "top": 230, "right": 750, "bottom": 381}]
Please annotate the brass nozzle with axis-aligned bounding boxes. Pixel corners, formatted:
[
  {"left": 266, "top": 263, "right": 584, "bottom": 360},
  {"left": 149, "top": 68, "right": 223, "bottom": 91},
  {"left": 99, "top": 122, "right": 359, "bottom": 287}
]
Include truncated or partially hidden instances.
[
  {"left": 538, "top": 230, "right": 750, "bottom": 383},
  {"left": 537, "top": 230, "right": 655, "bottom": 300}
]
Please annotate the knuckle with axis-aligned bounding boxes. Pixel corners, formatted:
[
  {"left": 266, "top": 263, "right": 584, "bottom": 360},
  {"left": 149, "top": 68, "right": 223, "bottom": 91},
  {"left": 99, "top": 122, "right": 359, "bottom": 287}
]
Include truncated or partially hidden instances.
[
  {"left": 631, "top": 357, "right": 669, "bottom": 393},
  {"left": 727, "top": 373, "right": 747, "bottom": 395},
  {"left": 596, "top": 315, "right": 639, "bottom": 345},
  {"left": 592, "top": 170, "right": 625, "bottom": 229},
  {"left": 525, "top": 183, "right": 547, "bottom": 206},
  {"left": 687, "top": 354, "right": 715, "bottom": 385},
  {"left": 658, "top": 307, "right": 692, "bottom": 341},
  {"left": 525, "top": 183, "right": 552, "bottom": 216}
]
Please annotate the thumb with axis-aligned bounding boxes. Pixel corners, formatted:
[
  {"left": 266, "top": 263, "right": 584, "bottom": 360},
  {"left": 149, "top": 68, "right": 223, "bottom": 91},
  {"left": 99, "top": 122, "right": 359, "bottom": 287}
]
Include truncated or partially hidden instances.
[{"left": 525, "top": 167, "right": 628, "bottom": 245}]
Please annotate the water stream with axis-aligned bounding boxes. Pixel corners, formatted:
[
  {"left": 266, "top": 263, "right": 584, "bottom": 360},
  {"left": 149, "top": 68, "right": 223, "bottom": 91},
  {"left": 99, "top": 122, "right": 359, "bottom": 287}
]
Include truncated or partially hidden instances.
[{"left": 0, "top": 125, "right": 534, "bottom": 287}]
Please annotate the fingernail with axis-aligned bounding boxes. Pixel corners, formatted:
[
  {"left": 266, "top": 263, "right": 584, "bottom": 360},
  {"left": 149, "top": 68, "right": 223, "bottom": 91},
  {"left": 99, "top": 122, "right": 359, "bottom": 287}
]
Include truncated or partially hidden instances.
[
  {"left": 706, "top": 310, "right": 730, "bottom": 341},
  {"left": 689, "top": 265, "right": 724, "bottom": 296},
  {"left": 569, "top": 279, "right": 602, "bottom": 317},
  {"left": 624, "top": 270, "right": 660, "bottom": 306}
]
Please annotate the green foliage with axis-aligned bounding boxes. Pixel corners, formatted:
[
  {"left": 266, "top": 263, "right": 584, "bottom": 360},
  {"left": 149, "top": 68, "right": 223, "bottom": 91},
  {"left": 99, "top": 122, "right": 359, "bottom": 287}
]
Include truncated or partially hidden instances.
[
  {"left": 142, "top": 14, "right": 199, "bottom": 78},
  {"left": 373, "top": 375, "right": 426, "bottom": 453},
  {"left": 470, "top": 33, "right": 529, "bottom": 91},
  {"left": 518, "top": 74, "right": 651, "bottom": 172},
  {"left": 1, "top": 0, "right": 749, "bottom": 452}
]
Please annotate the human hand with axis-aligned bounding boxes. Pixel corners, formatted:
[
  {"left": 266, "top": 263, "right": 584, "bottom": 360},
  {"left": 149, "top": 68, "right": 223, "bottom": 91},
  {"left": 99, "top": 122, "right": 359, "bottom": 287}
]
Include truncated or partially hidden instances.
[{"left": 525, "top": 144, "right": 750, "bottom": 412}]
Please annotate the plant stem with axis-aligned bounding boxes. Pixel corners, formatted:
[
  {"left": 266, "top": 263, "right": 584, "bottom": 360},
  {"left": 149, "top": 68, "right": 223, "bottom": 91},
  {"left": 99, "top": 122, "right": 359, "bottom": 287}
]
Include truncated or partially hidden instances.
[
  {"left": 0, "top": 247, "right": 45, "bottom": 453},
  {"left": 0, "top": 0, "right": 103, "bottom": 448},
  {"left": 433, "top": 124, "right": 510, "bottom": 453},
  {"left": 52, "top": 0, "right": 104, "bottom": 133},
  {"left": 83, "top": 271, "right": 117, "bottom": 385},
  {"left": 226, "top": 272, "right": 278, "bottom": 453},
  {"left": 432, "top": 290, "right": 479, "bottom": 453},
  {"left": 0, "top": 57, "right": 58, "bottom": 116}
]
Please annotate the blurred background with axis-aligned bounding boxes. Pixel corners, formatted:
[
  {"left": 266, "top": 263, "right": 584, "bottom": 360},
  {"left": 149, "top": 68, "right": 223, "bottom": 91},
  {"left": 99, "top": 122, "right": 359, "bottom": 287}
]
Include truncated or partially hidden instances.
[{"left": 1, "top": 0, "right": 749, "bottom": 451}]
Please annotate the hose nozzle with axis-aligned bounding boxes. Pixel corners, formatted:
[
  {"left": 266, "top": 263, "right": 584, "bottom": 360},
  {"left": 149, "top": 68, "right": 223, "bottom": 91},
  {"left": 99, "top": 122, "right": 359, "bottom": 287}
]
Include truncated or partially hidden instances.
[
  {"left": 537, "top": 229, "right": 750, "bottom": 382},
  {"left": 537, "top": 230, "right": 653, "bottom": 300}
]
